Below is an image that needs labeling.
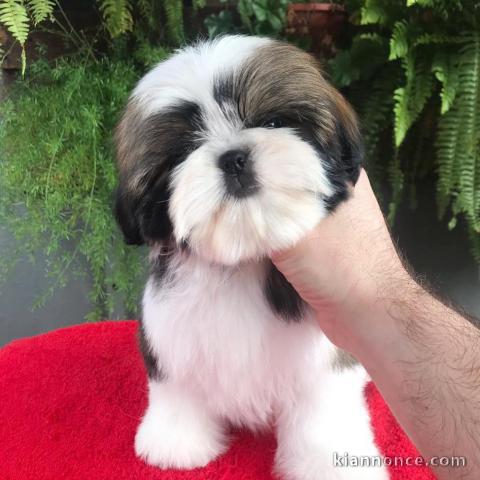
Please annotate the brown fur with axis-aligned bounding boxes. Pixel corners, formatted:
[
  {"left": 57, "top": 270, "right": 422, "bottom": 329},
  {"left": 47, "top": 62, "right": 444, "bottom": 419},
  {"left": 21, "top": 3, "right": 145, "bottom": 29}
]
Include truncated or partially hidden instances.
[
  {"left": 231, "top": 41, "right": 360, "bottom": 150},
  {"left": 115, "top": 99, "right": 202, "bottom": 195}
]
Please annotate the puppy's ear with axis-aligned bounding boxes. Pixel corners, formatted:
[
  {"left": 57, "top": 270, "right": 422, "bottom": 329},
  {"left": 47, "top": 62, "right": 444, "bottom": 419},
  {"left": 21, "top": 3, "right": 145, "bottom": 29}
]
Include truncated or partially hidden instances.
[
  {"left": 114, "top": 185, "right": 144, "bottom": 246},
  {"left": 319, "top": 90, "right": 364, "bottom": 210},
  {"left": 114, "top": 176, "right": 173, "bottom": 246},
  {"left": 136, "top": 176, "right": 173, "bottom": 242},
  {"left": 331, "top": 90, "right": 364, "bottom": 186}
]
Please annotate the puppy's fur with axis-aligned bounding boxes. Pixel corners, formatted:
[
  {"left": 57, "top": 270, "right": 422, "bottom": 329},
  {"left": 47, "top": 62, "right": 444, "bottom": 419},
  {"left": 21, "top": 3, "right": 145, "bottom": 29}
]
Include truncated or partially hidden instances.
[{"left": 115, "top": 36, "right": 389, "bottom": 480}]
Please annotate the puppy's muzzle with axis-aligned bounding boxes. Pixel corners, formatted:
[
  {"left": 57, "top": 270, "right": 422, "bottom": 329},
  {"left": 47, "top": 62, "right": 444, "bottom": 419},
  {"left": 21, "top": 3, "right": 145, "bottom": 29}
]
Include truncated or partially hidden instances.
[{"left": 218, "top": 149, "right": 258, "bottom": 198}]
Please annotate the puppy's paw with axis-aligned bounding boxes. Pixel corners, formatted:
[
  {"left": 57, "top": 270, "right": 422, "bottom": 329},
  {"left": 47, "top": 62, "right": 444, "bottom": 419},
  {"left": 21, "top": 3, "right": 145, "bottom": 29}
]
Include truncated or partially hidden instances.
[{"left": 134, "top": 406, "right": 227, "bottom": 469}]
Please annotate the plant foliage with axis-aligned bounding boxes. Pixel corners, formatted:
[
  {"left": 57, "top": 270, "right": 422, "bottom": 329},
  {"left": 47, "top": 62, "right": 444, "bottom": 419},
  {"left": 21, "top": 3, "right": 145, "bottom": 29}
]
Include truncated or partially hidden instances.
[
  {"left": 330, "top": 0, "right": 480, "bottom": 260},
  {"left": 205, "top": 0, "right": 291, "bottom": 37},
  {"left": 0, "top": 0, "right": 53, "bottom": 72},
  {"left": 0, "top": 0, "right": 203, "bottom": 320},
  {"left": 99, "top": 0, "right": 194, "bottom": 44},
  {"left": 0, "top": 0, "right": 195, "bottom": 73},
  {"left": 0, "top": 59, "right": 148, "bottom": 320},
  {"left": 99, "top": 0, "right": 133, "bottom": 38}
]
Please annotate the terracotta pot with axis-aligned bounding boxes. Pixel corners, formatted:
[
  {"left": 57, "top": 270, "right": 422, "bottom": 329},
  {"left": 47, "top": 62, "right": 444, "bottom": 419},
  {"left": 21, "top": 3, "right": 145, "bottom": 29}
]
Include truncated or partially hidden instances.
[{"left": 287, "top": 3, "right": 348, "bottom": 58}]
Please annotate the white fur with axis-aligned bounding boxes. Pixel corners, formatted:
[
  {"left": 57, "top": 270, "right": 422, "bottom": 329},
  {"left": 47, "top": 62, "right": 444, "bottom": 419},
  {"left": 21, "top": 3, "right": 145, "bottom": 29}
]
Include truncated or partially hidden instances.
[
  {"left": 133, "top": 36, "right": 271, "bottom": 118},
  {"left": 131, "top": 36, "right": 389, "bottom": 480},
  {"left": 169, "top": 128, "right": 332, "bottom": 265},
  {"left": 133, "top": 36, "right": 333, "bottom": 265},
  {"left": 135, "top": 380, "right": 227, "bottom": 469},
  {"left": 138, "top": 254, "right": 389, "bottom": 479}
]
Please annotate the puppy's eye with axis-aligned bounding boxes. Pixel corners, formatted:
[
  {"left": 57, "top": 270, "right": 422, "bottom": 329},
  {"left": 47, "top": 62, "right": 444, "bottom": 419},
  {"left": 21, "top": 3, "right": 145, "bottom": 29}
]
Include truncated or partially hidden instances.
[{"left": 262, "top": 117, "right": 285, "bottom": 129}]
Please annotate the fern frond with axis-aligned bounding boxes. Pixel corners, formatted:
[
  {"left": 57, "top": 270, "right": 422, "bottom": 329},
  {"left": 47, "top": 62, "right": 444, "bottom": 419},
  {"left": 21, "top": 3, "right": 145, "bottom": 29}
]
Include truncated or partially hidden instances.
[
  {"left": 98, "top": 0, "right": 132, "bottom": 38},
  {"left": 407, "top": 0, "right": 433, "bottom": 7},
  {"left": 389, "top": 20, "right": 408, "bottom": 60},
  {"left": 357, "top": 32, "right": 385, "bottom": 44},
  {"left": 436, "top": 104, "right": 461, "bottom": 215},
  {"left": 26, "top": 0, "right": 53, "bottom": 25},
  {"left": 394, "top": 55, "right": 434, "bottom": 147},
  {"left": 357, "top": 65, "right": 398, "bottom": 192},
  {"left": 436, "top": 31, "right": 480, "bottom": 229},
  {"left": 137, "top": 0, "right": 153, "bottom": 20},
  {"left": 413, "top": 33, "right": 462, "bottom": 47},
  {"left": 360, "top": 0, "right": 387, "bottom": 26},
  {"left": 432, "top": 52, "right": 459, "bottom": 114},
  {"left": 164, "top": 0, "right": 183, "bottom": 44},
  {"left": 0, "top": 0, "right": 29, "bottom": 45},
  {"left": 456, "top": 33, "right": 480, "bottom": 223}
]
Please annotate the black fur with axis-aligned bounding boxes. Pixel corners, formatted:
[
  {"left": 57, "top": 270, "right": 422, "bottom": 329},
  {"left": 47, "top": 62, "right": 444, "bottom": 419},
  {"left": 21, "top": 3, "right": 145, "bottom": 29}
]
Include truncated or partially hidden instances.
[
  {"left": 137, "top": 252, "right": 173, "bottom": 380},
  {"left": 138, "top": 320, "right": 165, "bottom": 381},
  {"left": 114, "top": 101, "right": 205, "bottom": 246},
  {"left": 264, "top": 262, "right": 305, "bottom": 322},
  {"left": 323, "top": 119, "right": 363, "bottom": 211}
]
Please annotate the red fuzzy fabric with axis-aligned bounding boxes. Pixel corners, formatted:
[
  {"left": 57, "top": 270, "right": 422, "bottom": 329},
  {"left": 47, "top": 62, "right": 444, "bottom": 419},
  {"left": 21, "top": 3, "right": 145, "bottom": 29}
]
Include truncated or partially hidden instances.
[{"left": 0, "top": 321, "right": 435, "bottom": 480}]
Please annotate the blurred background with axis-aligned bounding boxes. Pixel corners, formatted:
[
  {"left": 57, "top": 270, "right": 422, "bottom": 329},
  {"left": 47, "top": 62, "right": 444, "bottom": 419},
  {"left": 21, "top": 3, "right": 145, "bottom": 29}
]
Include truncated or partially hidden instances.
[{"left": 1, "top": 0, "right": 479, "bottom": 346}]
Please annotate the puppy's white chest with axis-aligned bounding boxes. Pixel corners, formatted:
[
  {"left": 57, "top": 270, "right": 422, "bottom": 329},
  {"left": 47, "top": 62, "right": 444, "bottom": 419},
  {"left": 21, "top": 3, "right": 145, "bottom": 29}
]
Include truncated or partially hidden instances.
[{"left": 142, "top": 255, "right": 332, "bottom": 426}]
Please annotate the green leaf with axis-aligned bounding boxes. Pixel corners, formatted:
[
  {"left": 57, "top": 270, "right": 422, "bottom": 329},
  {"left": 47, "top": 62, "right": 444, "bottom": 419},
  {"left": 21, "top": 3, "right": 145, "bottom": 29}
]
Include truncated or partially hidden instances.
[
  {"left": 389, "top": 21, "right": 408, "bottom": 60},
  {"left": 0, "top": 0, "right": 29, "bottom": 45},
  {"left": 97, "top": 0, "right": 132, "bottom": 38},
  {"left": 27, "top": 0, "right": 53, "bottom": 25},
  {"left": 432, "top": 52, "right": 459, "bottom": 114},
  {"left": 163, "top": 0, "right": 184, "bottom": 44},
  {"left": 393, "top": 55, "right": 434, "bottom": 147}
]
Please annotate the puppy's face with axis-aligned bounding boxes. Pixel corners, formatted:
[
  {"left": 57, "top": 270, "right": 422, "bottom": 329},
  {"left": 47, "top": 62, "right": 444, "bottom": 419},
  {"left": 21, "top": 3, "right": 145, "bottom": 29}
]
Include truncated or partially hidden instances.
[{"left": 115, "top": 36, "right": 362, "bottom": 265}]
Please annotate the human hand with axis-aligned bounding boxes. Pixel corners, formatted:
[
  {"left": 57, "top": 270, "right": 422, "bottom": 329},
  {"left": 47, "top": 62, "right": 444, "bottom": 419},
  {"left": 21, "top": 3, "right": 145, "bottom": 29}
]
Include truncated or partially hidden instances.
[{"left": 271, "top": 169, "right": 413, "bottom": 353}]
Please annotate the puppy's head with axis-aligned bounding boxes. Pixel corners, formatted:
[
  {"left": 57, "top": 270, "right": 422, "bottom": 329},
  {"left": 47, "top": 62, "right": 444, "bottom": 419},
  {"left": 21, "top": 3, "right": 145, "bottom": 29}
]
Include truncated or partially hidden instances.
[{"left": 115, "top": 36, "right": 362, "bottom": 264}]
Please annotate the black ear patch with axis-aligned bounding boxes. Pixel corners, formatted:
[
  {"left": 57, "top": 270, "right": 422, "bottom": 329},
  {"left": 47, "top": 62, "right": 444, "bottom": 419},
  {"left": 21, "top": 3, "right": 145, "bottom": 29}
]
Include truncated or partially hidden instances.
[
  {"left": 265, "top": 262, "right": 305, "bottom": 322},
  {"left": 114, "top": 186, "right": 144, "bottom": 245},
  {"left": 114, "top": 176, "right": 173, "bottom": 246},
  {"left": 337, "top": 118, "right": 363, "bottom": 185},
  {"left": 136, "top": 176, "right": 173, "bottom": 243},
  {"left": 323, "top": 110, "right": 364, "bottom": 212},
  {"left": 114, "top": 101, "right": 205, "bottom": 247}
]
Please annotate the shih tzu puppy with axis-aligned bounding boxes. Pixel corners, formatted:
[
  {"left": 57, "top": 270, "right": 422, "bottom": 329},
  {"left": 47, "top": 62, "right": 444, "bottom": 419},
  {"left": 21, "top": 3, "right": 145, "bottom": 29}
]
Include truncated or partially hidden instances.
[{"left": 115, "top": 36, "right": 389, "bottom": 480}]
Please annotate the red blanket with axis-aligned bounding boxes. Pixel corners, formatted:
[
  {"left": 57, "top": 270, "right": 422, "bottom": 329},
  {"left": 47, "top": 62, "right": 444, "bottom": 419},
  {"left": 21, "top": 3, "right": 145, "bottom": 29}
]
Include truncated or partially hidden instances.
[{"left": 0, "top": 321, "right": 435, "bottom": 479}]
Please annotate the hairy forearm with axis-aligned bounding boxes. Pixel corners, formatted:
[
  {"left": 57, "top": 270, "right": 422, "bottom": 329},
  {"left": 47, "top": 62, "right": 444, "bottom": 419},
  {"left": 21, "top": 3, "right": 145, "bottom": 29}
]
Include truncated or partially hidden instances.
[{"left": 352, "top": 280, "right": 480, "bottom": 479}]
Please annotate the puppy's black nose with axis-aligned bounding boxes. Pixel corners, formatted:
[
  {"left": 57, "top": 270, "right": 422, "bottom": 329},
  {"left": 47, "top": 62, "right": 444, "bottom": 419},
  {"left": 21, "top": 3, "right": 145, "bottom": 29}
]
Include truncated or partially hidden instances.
[{"left": 218, "top": 149, "right": 249, "bottom": 175}]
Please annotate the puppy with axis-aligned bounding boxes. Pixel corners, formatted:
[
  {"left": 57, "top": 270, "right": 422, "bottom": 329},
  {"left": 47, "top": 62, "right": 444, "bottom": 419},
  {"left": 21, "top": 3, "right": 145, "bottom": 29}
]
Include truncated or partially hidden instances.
[{"left": 115, "top": 35, "right": 389, "bottom": 480}]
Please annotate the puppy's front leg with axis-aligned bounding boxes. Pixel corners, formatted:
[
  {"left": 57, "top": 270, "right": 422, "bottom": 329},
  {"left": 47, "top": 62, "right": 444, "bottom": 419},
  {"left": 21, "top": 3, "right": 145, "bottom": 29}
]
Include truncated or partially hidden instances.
[
  {"left": 135, "top": 379, "right": 228, "bottom": 469},
  {"left": 274, "top": 365, "right": 389, "bottom": 480}
]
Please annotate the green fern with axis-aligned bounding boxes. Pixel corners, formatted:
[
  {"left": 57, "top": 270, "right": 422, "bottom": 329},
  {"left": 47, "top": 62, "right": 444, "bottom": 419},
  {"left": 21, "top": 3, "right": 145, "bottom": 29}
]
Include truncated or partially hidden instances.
[
  {"left": 27, "top": 0, "right": 53, "bottom": 25},
  {"left": 98, "top": 0, "right": 133, "bottom": 38},
  {"left": 333, "top": 0, "right": 480, "bottom": 259},
  {"left": 432, "top": 52, "right": 459, "bottom": 114},
  {"left": 393, "top": 54, "right": 434, "bottom": 147},
  {"left": 436, "top": 31, "right": 480, "bottom": 256},
  {"left": 389, "top": 20, "right": 409, "bottom": 60},
  {"left": 164, "top": 0, "right": 184, "bottom": 44},
  {"left": 0, "top": 0, "right": 29, "bottom": 73},
  {"left": 360, "top": 0, "right": 387, "bottom": 26},
  {"left": 0, "top": 0, "right": 29, "bottom": 44},
  {"left": 137, "top": 0, "right": 153, "bottom": 21}
]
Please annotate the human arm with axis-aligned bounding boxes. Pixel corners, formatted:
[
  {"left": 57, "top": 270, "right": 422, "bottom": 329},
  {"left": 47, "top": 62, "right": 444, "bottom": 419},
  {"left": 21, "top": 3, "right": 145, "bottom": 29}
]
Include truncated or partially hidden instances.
[{"left": 272, "top": 170, "right": 480, "bottom": 479}]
